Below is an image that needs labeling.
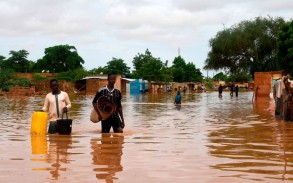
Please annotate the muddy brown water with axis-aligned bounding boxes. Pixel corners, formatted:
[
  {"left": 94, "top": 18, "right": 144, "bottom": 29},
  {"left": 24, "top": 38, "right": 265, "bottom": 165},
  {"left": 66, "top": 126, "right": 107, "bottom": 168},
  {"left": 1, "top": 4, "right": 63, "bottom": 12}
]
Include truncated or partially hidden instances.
[{"left": 0, "top": 92, "right": 293, "bottom": 183}]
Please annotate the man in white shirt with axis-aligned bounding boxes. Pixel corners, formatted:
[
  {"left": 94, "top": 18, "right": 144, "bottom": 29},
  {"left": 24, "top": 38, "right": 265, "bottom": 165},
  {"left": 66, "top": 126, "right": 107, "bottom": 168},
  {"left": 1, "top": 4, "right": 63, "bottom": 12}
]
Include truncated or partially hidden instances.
[{"left": 42, "top": 79, "right": 71, "bottom": 134}]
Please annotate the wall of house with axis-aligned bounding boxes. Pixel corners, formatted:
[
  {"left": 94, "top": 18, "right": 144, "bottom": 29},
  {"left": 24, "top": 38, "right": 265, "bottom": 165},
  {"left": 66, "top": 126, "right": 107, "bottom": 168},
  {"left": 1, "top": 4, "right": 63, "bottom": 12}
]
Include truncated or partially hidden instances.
[
  {"left": 7, "top": 86, "right": 35, "bottom": 97},
  {"left": 16, "top": 73, "right": 58, "bottom": 80},
  {"left": 254, "top": 71, "right": 282, "bottom": 97},
  {"left": 34, "top": 80, "right": 74, "bottom": 95}
]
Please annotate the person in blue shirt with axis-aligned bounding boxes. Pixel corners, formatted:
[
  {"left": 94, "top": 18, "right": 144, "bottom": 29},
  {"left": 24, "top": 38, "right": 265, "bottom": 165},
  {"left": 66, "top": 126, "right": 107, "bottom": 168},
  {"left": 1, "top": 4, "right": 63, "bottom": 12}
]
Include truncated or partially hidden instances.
[{"left": 174, "top": 91, "right": 182, "bottom": 104}]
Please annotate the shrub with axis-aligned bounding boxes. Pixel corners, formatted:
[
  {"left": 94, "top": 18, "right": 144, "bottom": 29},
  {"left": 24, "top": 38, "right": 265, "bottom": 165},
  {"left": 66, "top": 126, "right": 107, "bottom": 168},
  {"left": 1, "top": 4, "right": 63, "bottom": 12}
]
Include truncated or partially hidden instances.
[{"left": 33, "top": 74, "right": 47, "bottom": 80}]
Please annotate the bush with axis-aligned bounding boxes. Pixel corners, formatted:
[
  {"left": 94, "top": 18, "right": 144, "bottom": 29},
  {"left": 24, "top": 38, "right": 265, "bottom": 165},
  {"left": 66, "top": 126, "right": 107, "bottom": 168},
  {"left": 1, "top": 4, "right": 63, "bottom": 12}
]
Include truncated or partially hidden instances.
[
  {"left": 33, "top": 74, "right": 47, "bottom": 80},
  {"left": 58, "top": 68, "right": 89, "bottom": 82},
  {"left": 203, "top": 78, "right": 213, "bottom": 90},
  {"left": 13, "top": 78, "right": 31, "bottom": 87},
  {"left": 0, "top": 69, "right": 15, "bottom": 91}
]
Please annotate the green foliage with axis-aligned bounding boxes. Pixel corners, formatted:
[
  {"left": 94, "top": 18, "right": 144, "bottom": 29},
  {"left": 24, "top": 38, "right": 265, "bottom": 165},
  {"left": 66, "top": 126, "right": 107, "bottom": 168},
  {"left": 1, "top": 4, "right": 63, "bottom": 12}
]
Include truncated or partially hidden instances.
[
  {"left": 88, "top": 67, "right": 108, "bottom": 75},
  {"left": 33, "top": 74, "right": 47, "bottom": 81},
  {"left": 13, "top": 78, "right": 31, "bottom": 87},
  {"left": 172, "top": 56, "right": 186, "bottom": 82},
  {"left": 141, "top": 58, "right": 164, "bottom": 82},
  {"left": 213, "top": 72, "right": 228, "bottom": 81},
  {"left": 132, "top": 49, "right": 171, "bottom": 82},
  {"left": 35, "top": 45, "right": 85, "bottom": 73},
  {"left": 31, "top": 59, "right": 48, "bottom": 73},
  {"left": 227, "top": 72, "right": 252, "bottom": 82},
  {"left": 161, "top": 61, "right": 173, "bottom": 82},
  {"left": 57, "top": 68, "right": 89, "bottom": 82},
  {"left": 203, "top": 78, "right": 213, "bottom": 90},
  {"left": 4, "top": 50, "right": 31, "bottom": 72},
  {"left": 0, "top": 69, "right": 32, "bottom": 91},
  {"left": 105, "top": 58, "right": 130, "bottom": 76},
  {"left": 277, "top": 20, "right": 293, "bottom": 76},
  {"left": 172, "top": 56, "right": 203, "bottom": 82},
  {"left": 132, "top": 49, "right": 153, "bottom": 71},
  {"left": 204, "top": 16, "right": 285, "bottom": 78},
  {"left": 0, "top": 55, "right": 6, "bottom": 69},
  {"left": 0, "top": 68, "right": 15, "bottom": 91}
]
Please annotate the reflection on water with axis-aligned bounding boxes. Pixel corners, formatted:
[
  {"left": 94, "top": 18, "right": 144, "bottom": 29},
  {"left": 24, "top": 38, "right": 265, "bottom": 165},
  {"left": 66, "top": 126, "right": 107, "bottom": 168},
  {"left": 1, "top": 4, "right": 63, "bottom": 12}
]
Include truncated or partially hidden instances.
[
  {"left": 1, "top": 92, "right": 293, "bottom": 182},
  {"left": 91, "top": 134, "right": 124, "bottom": 182},
  {"left": 47, "top": 135, "right": 72, "bottom": 180}
]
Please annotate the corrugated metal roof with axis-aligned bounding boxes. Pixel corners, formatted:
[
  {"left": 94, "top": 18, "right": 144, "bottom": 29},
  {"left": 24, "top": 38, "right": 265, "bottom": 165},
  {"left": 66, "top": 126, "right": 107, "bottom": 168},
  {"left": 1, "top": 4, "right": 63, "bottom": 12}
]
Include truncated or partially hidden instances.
[
  {"left": 81, "top": 76, "right": 107, "bottom": 80},
  {"left": 122, "top": 78, "right": 135, "bottom": 82}
]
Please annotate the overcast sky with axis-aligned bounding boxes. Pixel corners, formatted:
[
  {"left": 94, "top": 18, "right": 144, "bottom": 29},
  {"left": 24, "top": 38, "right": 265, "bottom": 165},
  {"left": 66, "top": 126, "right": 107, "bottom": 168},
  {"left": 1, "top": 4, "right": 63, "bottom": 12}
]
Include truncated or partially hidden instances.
[{"left": 0, "top": 0, "right": 292, "bottom": 73}]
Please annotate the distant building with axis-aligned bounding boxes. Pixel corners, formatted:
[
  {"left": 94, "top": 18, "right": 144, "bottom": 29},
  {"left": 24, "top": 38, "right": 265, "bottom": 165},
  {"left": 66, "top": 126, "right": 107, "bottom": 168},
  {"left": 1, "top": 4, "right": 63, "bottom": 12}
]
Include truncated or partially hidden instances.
[
  {"left": 130, "top": 79, "right": 148, "bottom": 94},
  {"left": 75, "top": 75, "right": 132, "bottom": 95}
]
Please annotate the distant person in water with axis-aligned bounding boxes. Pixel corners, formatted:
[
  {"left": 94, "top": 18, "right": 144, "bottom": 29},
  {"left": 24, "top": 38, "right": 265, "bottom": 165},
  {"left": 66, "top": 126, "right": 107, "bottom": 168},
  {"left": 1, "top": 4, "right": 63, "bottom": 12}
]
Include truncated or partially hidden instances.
[
  {"left": 183, "top": 86, "right": 187, "bottom": 94},
  {"left": 230, "top": 84, "right": 234, "bottom": 97},
  {"left": 235, "top": 84, "right": 239, "bottom": 97},
  {"left": 218, "top": 84, "right": 223, "bottom": 98},
  {"left": 174, "top": 91, "right": 182, "bottom": 105}
]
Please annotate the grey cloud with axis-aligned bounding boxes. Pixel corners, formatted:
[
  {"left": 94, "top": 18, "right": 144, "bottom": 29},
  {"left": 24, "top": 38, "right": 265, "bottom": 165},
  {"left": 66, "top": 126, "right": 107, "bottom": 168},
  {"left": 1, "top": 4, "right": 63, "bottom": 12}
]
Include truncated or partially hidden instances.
[{"left": 0, "top": 0, "right": 99, "bottom": 37}]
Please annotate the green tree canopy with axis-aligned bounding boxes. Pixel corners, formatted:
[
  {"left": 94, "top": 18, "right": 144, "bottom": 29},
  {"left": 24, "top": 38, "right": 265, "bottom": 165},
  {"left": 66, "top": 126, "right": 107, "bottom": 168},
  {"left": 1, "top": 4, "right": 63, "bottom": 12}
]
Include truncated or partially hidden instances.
[
  {"left": 34, "top": 45, "right": 84, "bottom": 73},
  {"left": 132, "top": 49, "right": 153, "bottom": 71},
  {"left": 105, "top": 57, "right": 130, "bottom": 77},
  {"left": 4, "top": 50, "right": 31, "bottom": 72},
  {"left": 171, "top": 56, "right": 203, "bottom": 82},
  {"left": 132, "top": 49, "right": 171, "bottom": 82},
  {"left": 213, "top": 72, "right": 228, "bottom": 81},
  {"left": 277, "top": 20, "right": 293, "bottom": 76},
  {"left": 227, "top": 72, "right": 252, "bottom": 82},
  {"left": 161, "top": 60, "right": 173, "bottom": 82},
  {"left": 88, "top": 67, "right": 108, "bottom": 75},
  {"left": 204, "top": 16, "right": 285, "bottom": 78},
  {"left": 0, "top": 55, "right": 6, "bottom": 69},
  {"left": 0, "top": 68, "right": 15, "bottom": 91},
  {"left": 172, "top": 56, "right": 186, "bottom": 82},
  {"left": 57, "top": 68, "right": 89, "bottom": 81}
]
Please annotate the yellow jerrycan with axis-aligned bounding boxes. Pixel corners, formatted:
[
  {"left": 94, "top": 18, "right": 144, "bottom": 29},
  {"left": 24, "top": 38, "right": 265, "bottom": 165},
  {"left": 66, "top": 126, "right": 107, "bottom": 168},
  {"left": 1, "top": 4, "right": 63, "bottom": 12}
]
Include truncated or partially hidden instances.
[
  {"left": 31, "top": 135, "right": 47, "bottom": 154},
  {"left": 30, "top": 111, "right": 48, "bottom": 136}
]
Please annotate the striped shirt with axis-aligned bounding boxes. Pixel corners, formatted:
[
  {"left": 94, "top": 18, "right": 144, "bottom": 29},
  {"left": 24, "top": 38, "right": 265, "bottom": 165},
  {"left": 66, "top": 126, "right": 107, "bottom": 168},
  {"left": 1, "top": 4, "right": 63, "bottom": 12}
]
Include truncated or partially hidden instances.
[{"left": 92, "top": 86, "right": 122, "bottom": 118}]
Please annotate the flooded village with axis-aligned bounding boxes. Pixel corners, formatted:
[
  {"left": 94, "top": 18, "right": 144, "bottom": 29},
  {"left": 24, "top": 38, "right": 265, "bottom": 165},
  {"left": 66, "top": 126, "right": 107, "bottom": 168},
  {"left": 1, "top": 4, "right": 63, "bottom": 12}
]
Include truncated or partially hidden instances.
[{"left": 1, "top": 71, "right": 293, "bottom": 183}]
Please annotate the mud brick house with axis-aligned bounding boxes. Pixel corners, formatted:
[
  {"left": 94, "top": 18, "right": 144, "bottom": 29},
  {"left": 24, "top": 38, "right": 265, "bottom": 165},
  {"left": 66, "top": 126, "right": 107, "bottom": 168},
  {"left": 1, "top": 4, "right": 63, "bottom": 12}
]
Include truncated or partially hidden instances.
[
  {"left": 254, "top": 71, "right": 283, "bottom": 98},
  {"left": 75, "top": 75, "right": 131, "bottom": 95}
]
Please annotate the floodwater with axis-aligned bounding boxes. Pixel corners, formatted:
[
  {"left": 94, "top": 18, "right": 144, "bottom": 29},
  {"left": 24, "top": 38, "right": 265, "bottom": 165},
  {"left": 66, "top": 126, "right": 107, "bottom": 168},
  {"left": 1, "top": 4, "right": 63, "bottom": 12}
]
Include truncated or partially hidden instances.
[{"left": 0, "top": 91, "right": 293, "bottom": 183}]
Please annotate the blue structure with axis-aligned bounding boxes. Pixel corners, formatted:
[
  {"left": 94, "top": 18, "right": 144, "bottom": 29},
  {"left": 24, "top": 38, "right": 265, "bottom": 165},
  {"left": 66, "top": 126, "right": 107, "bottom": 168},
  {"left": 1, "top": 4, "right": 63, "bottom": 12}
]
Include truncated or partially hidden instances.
[{"left": 130, "top": 79, "right": 148, "bottom": 94}]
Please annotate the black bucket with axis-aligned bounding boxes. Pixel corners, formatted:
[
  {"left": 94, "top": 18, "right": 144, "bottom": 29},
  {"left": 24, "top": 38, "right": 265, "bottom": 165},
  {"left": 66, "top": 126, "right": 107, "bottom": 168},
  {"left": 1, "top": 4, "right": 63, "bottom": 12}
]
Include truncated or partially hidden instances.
[{"left": 57, "top": 113, "right": 72, "bottom": 135}]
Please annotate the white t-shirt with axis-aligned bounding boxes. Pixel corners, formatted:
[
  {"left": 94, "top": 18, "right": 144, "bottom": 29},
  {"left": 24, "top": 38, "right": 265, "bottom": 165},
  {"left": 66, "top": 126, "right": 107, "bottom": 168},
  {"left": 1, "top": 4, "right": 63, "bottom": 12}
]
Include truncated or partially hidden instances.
[{"left": 42, "top": 91, "right": 71, "bottom": 121}]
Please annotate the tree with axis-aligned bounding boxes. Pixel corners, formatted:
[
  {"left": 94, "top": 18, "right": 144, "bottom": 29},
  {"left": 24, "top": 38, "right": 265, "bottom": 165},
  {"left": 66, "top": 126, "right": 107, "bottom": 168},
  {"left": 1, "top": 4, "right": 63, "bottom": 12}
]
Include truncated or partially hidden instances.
[
  {"left": 88, "top": 67, "right": 108, "bottom": 75},
  {"left": 5, "top": 50, "right": 31, "bottom": 72},
  {"left": 132, "top": 49, "right": 170, "bottom": 81},
  {"left": 185, "top": 62, "right": 203, "bottom": 82},
  {"left": 227, "top": 72, "right": 252, "bottom": 82},
  {"left": 35, "top": 45, "right": 84, "bottom": 73},
  {"left": 172, "top": 56, "right": 186, "bottom": 82},
  {"left": 57, "top": 68, "right": 89, "bottom": 81},
  {"left": 204, "top": 16, "right": 285, "bottom": 78},
  {"left": 213, "top": 72, "right": 228, "bottom": 81},
  {"left": 140, "top": 57, "right": 164, "bottom": 82},
  {"left": 161, "top": 61, "right": 173, "bottom": 82},
  {"left": 0, "top": 68, "right": 15, "bottom": 91},
  {"left": 132, "top": 49, "right": 153, "bottom": 71},
  {"left": 0, "top": 55, "right": 6, "bottom": 69},
  {"left": 171, "top": 56, "right": 203, "bottom": 82},
  {"left": 105, "top": 58, "right": 130, "bottom": 77},
  {"left": 277, "top": 20, "right": 293, "bottom": 76}
]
